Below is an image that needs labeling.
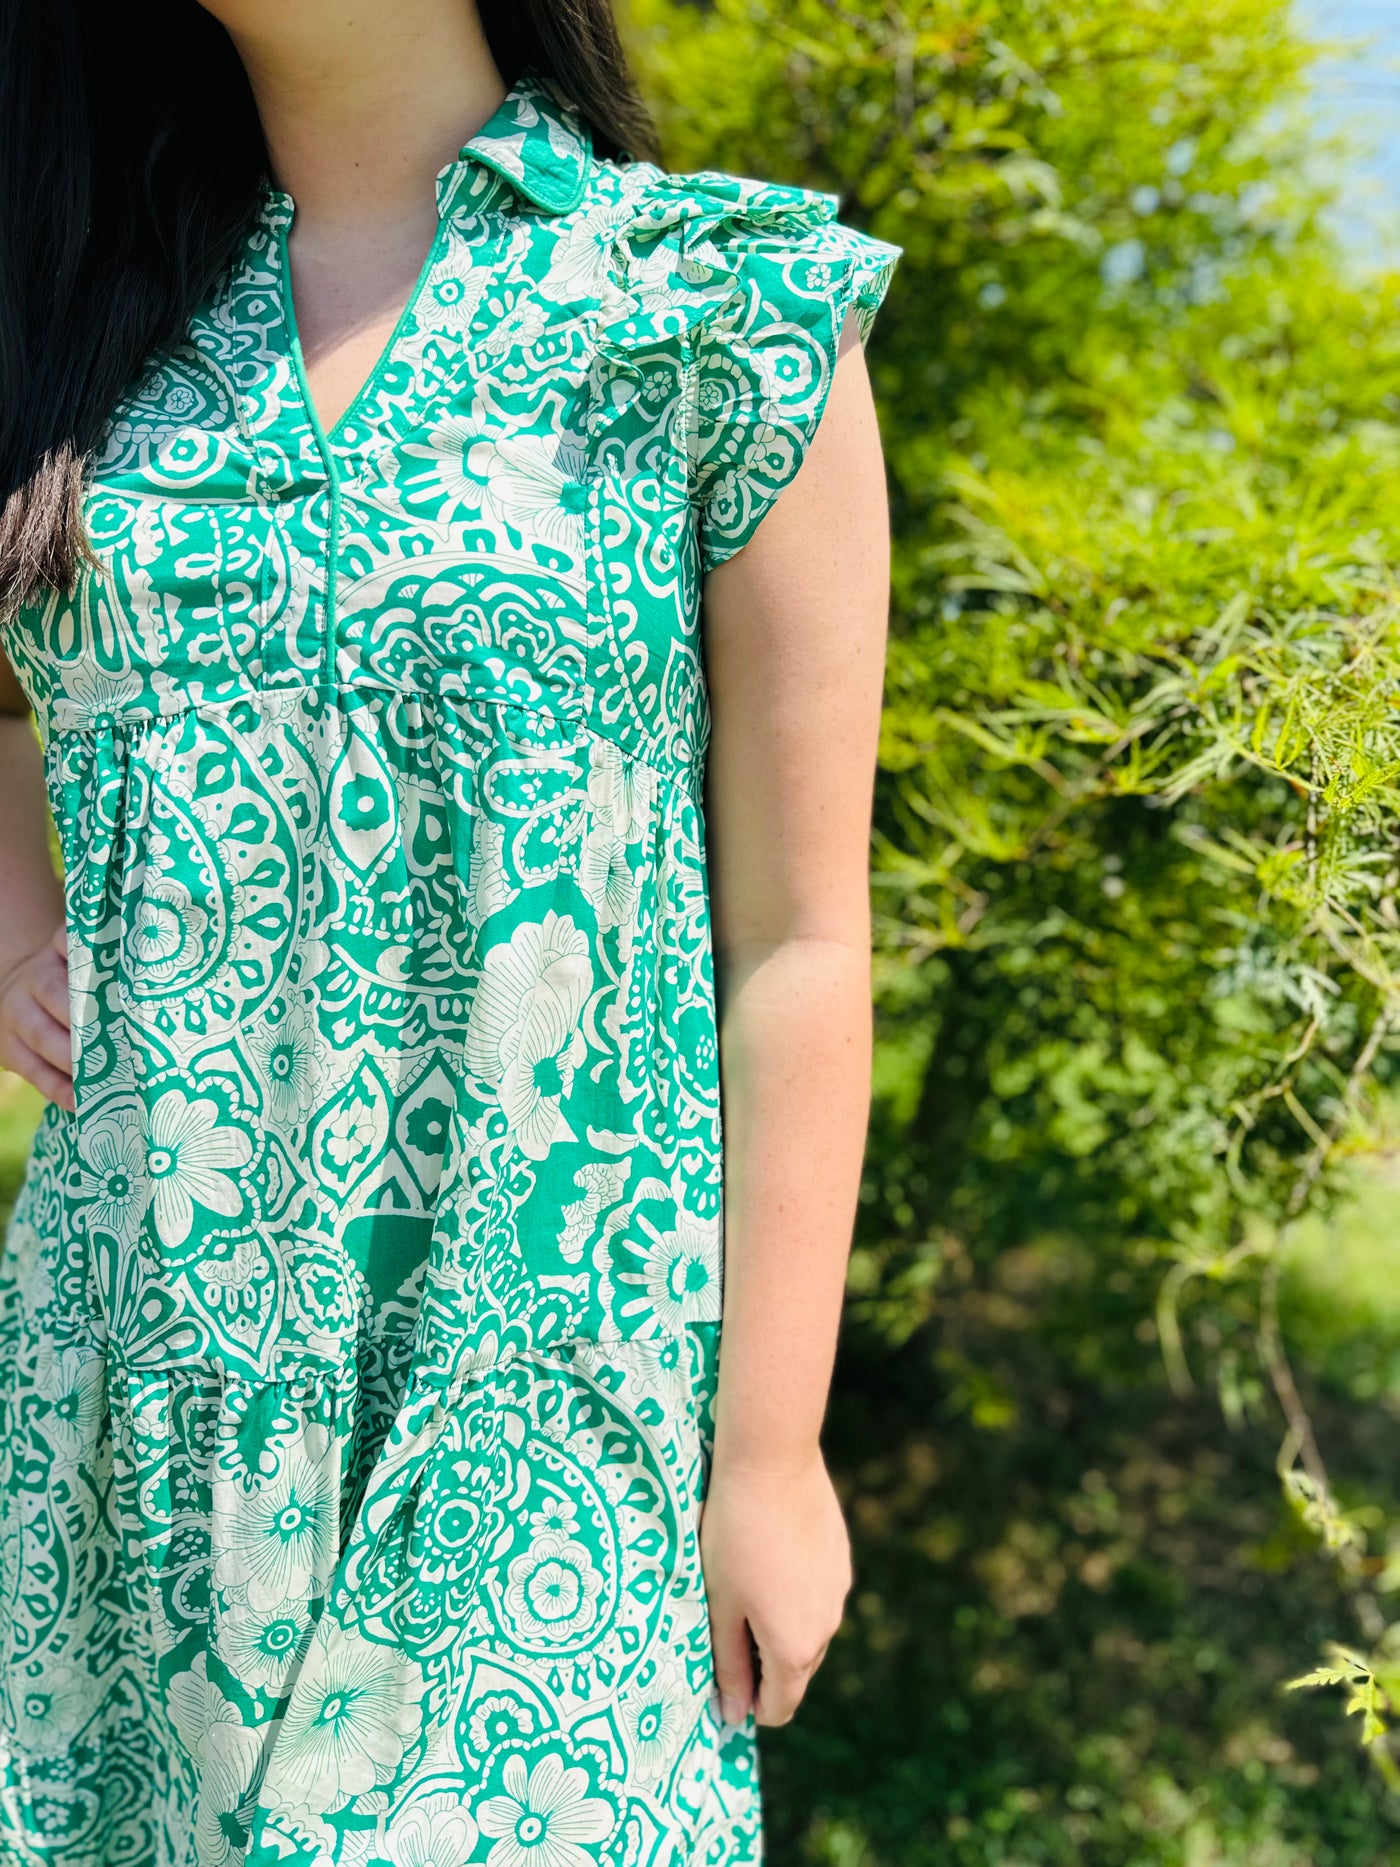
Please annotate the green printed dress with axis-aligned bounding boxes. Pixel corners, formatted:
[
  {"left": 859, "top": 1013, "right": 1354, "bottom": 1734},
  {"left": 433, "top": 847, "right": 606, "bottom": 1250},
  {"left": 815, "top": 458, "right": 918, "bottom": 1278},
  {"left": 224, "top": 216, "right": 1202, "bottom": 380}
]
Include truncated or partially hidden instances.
[{"left": 0, "top": 65, "right": 900, "bottom": 1867}]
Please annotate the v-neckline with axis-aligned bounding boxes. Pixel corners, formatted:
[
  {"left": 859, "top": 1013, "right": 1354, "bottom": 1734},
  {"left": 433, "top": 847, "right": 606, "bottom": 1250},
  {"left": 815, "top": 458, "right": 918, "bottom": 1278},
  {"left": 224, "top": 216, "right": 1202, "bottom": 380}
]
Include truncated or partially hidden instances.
[{"left": 271, "top": 197, "right": 454, "bottom": 457}]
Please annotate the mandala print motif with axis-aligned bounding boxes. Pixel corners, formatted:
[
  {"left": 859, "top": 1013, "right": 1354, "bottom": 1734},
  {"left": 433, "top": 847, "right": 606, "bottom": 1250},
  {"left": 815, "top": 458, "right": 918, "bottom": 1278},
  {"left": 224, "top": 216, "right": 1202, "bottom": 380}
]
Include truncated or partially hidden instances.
[{"left": 0, "top": 64, "right": 901, "bottom": 1867}]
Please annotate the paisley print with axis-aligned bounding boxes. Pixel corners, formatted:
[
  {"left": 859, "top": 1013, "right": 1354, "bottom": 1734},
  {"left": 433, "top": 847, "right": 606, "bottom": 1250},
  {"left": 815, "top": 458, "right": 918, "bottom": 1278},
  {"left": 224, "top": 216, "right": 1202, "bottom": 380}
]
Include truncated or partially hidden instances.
[{"left": 0, "top": 65, "right": 900, "bottom": 1867}]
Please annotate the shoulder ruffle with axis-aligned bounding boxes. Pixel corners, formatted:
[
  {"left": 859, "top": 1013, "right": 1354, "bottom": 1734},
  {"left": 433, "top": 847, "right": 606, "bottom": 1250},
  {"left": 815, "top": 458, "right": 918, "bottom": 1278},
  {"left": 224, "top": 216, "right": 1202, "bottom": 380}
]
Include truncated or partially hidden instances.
[{"left": 592, "top": 163, "right": 903, "bottom": 572}]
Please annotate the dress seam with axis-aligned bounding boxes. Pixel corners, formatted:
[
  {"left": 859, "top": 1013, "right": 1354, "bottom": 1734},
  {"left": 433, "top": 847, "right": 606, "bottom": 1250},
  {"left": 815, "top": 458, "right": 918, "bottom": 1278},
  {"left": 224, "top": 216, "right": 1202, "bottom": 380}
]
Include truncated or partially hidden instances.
[
  {"left": 97, "top": 1322, "right": 719, "bottom": 1392},
  {"left": 44, "top": 681, "right": 706, "bottom": 809}
]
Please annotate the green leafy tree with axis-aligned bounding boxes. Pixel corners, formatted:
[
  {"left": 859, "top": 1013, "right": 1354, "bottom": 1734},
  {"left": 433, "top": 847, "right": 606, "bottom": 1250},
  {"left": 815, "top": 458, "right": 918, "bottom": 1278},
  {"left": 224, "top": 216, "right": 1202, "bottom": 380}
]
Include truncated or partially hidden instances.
[{"left": 623, "top": 1, "right": 1400, "bottom": 1858}]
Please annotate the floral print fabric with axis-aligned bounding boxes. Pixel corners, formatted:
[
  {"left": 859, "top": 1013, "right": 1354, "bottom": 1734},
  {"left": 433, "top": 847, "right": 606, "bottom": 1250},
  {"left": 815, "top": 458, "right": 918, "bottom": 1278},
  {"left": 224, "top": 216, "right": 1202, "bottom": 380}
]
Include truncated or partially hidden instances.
[{"left": 0, "top": 65, "right": 900, "bottom": 1867}]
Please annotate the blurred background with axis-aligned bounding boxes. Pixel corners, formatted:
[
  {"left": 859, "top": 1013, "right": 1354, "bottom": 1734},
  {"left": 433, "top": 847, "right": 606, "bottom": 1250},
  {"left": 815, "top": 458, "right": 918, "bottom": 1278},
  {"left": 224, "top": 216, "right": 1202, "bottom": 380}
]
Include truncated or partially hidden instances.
[
  {"left": 9, "top": 0, "right": 1400, "bottom": 1860},
  {"left": 1300, "top": 1, "right": 1400, "bottom": 261}
]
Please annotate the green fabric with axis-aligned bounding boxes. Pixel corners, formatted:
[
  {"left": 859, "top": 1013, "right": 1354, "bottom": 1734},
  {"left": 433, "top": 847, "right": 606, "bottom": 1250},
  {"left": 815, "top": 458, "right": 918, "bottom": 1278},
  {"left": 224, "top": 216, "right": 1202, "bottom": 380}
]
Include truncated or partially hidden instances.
[{"left": 0, "top": 64, "right": 900, "bottom": 1867}]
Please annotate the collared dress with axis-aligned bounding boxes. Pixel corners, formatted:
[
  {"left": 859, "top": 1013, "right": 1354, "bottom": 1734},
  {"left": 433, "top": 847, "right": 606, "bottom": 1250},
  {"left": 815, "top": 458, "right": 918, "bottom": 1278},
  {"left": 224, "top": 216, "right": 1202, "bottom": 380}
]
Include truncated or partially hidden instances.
[{"left": 0, "top": 65, "right": 901, "bottom": 1867}]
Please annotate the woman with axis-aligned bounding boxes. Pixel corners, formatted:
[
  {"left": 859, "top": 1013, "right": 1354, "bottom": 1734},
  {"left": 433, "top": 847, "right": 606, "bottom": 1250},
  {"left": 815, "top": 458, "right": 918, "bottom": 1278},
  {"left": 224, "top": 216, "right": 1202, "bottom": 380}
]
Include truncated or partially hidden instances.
[{"left": 0, "top": 1, "right": 900, "bottom": 1861}]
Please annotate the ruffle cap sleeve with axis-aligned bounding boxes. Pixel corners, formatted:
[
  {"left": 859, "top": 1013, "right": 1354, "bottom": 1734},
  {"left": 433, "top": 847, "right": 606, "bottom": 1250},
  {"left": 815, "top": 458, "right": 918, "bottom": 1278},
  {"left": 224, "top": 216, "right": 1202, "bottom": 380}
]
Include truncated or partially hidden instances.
[
  {"left": 594, "top": 167, "right": 902, "bottom": 571},
  {"left": 614, "top": 167, "right": 902, "bottom": 574}
]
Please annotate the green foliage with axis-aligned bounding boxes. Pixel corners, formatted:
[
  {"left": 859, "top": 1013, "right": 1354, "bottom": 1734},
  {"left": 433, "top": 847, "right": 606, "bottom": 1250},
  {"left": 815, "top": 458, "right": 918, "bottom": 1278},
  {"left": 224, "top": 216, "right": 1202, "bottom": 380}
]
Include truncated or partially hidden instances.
[
  {"left": 0, "top": 1078, "right": 41, "bottom": 1215},
  {"left": 633, "top": 0, "right": 1400, "bottom": 1265},
  {"left": 771, "top": 1237, "right": 1400, "bottom": 1864},
  {"left": 622, "top": 0, "right": 1400, "bottom": 1854},
  {"left": 1286, "top": 1650, "right": 1390, "bottom": 1755}
]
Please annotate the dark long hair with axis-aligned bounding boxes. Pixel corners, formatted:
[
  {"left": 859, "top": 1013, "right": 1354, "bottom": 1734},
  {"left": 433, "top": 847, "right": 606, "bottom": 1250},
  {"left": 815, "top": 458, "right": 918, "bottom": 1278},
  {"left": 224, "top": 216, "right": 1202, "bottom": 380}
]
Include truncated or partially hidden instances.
[{"left": 0, "top": 0, "right": 657, "bottom": 621}]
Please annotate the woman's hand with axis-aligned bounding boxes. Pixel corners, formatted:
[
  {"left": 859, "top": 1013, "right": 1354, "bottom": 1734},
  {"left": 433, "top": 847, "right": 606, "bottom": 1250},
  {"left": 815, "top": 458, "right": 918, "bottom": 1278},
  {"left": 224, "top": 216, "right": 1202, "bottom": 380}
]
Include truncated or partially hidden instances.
[
  {"left": 701, "top": 1447, "right": 853, "bottom": 1727},
  {"left": 0, "top": 917, "right": 74, "bottom": 1111}
]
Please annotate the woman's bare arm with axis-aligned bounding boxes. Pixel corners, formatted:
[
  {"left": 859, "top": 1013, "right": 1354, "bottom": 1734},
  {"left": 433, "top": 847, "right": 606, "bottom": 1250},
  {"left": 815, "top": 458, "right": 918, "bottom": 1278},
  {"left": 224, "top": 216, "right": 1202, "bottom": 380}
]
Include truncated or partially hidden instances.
[
  {"left": 698, "top": 309, "right": 891, "bottom": 1727},
  {"left": 0, "top": 639, "right": 72, "bottom": 1108}
]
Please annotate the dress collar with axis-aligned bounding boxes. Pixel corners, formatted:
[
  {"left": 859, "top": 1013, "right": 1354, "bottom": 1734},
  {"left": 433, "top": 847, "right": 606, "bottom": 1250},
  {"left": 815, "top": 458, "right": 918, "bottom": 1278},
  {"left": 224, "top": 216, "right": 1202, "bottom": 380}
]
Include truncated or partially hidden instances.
[
  {"left": 258, "top": 66, "right": 593, "bottom": 231},
  {"left": 434, "top": 67, "right": 593, "bottom": 219}
]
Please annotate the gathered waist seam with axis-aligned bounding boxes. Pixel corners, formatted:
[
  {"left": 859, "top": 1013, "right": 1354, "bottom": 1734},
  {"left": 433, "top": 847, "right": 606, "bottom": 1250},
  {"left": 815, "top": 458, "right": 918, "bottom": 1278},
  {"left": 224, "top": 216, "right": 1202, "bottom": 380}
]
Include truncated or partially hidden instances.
[
  {"left": 43, "top": 678, "right": 706, "bottom": 809},
  {"left": 99, "top": 1322, "right": 717, "bottom": 1398}
]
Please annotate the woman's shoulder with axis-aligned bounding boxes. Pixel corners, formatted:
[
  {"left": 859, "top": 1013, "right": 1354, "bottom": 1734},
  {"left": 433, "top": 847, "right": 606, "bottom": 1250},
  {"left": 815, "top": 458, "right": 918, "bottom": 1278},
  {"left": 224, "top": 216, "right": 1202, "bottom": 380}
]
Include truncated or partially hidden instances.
[{"left": 580, "top": 155, "right": 903, "bottom": 574}]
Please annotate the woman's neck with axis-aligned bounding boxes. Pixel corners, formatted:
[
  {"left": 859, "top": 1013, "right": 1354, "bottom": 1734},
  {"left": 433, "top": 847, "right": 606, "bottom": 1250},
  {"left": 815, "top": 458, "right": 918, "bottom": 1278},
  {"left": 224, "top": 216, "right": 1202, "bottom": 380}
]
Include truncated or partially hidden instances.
[{"left": 224, "top": 0, "right": 504, "bottom": 231}]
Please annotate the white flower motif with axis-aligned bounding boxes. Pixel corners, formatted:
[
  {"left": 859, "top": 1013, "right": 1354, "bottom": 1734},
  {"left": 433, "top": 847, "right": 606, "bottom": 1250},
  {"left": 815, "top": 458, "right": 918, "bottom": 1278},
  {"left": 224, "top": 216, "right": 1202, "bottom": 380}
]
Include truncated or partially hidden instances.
[
  {"left": 465, "top": 1694, "right": 541, "bottom": 1758},
  {"left": 464, "top": 910, "right": 592, "bottom": 1160},
  {"left": 263, "top": 1616, "right": 426, "bottom": 1811},
  {"left": 9, "top": 1659, "right": 90, "bottom": 1754},
  {"left": 586, "top": 734, "right": 653, "bottom": 844},
  {"left": 247, "top": 1005, "right": 319, "bottom": 1124},
  {"left": 618, "top": 1656, "right": 697, "bottom": 1786},
  {"left": 77, "top": 1110, "right": 146, "bottom": 1244},
  {"left": 216, "top": 1595, "right": 313, "bottom": 1694},
  {"left": 124, "top": 879, "right": 208, "bottom": 984},
  {"left": 35, "top": 1345, "right": 105, "bottom": 1457},
  {"left": 557, "top": 1161, "right": 627, "bottom": 1265},
  {"left": 63, "top": 661, "right": 143, "bottom": 721},
  {"left": 642, "top": 1215, "right": 721, "bottom": 1331},
  {"left": 141, "top": 1088, "right": 252, "bottom": 1250},
  {"left": 382, "top": 1792, "right": 479, "bottom": 1867},
  {"left": 166, "top": 1649, "right": 238, "bottom": 1763},
  {"left": 465, "top": 433, "right": 588, "bottom": 553},
  {"left": 477, "top": 292, "right": 550, "bottom": 361},
  {"left": 477, "top": 1753, "right": 614, "bottom": 1867},
  {"left": 391, "top": 412, "right": 480, "bottom": 519},
  {"left": 167, "top": 1652, "right": 265, "bottom": 1867},
  {"left": 545, "top": 199, "right": 637, "bottom": 303},
  {"left": 737, "top": 418, "right": 786, "bottom": 479},
  {"left": 758, "top": 338, "right": 818, "bottom": 400},
  {"left": 619, "top": 242, "right": 700, "bottom": 325},
  {"left": 1, "top": 1215, "right": 55, "bottom": 1319},
  {"left": 195, "top": 1717, "right": 268, "bottom": 1867},
  {"left": 213, "top": 1428, "right": 337, "bottom": 1608},
  {"left": 578, "top": 738, "right": 652, "bottom": 938},
  {"left": 502, "top": 1532, "right": 604, "bottom": 1643},
  {"left": 420, "top": 256, "right": 490, "bottom": 336},
  {"left": 639, "top": 365, "right": 673, "bottom": 412},
  {"left": 338, "top": 1824, "right": 381, "bottom": 1867},
  {"left": 570, "top": 1332, "right": 673, "bottom": 1390},
  {"left": 526, "top": 1494, "right": 579, "bottom": 1541},
  {"left": 323, "top": 1096, "right": 377, "bottom": 1170},
  {"left": 578, "top": 823, "right": 636, "bottom": 936},
  {"left": 147, "top": 426, "right": 229, "bottom": 490}
]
